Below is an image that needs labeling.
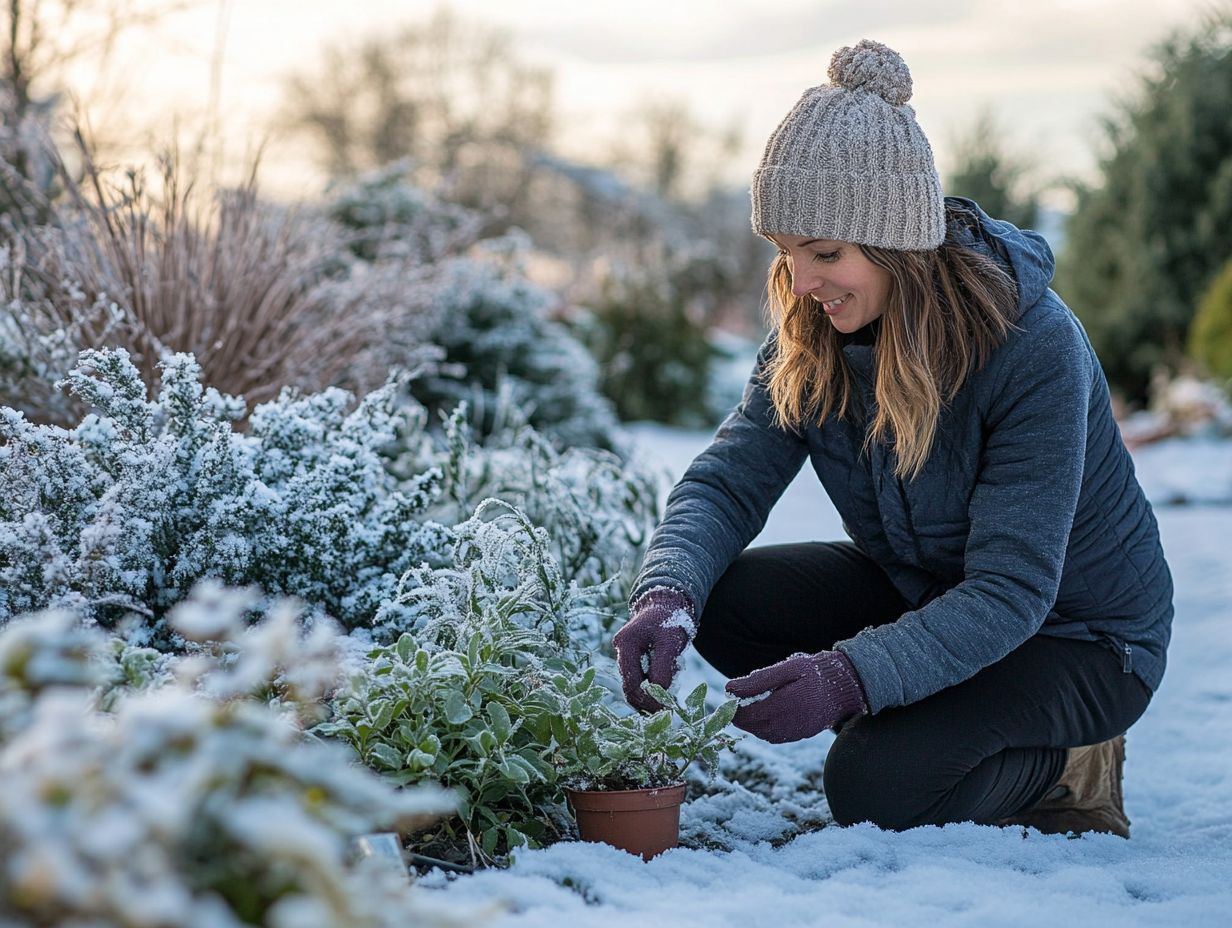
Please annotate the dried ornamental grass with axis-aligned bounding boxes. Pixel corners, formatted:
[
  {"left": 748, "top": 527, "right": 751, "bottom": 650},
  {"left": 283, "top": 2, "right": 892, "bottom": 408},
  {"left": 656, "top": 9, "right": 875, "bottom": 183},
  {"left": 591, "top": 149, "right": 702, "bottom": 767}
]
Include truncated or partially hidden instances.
[{"left": 1, "top": 150, "right": 442, "bottom": 425}]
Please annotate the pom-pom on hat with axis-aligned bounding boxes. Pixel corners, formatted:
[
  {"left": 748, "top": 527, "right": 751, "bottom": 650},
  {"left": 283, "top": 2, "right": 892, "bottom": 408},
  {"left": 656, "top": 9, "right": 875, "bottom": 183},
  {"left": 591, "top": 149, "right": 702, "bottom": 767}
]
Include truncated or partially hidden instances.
[{"left": 751, "top": 39, "right": 945, "bottom": 251}]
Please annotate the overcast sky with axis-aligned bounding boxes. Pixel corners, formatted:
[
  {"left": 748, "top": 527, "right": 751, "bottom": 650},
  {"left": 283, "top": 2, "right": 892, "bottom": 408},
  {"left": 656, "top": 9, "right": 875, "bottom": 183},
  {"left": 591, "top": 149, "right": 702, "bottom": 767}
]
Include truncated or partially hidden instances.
[{"left": 70, "top": 0, "right": 1215, "bottom": 203}]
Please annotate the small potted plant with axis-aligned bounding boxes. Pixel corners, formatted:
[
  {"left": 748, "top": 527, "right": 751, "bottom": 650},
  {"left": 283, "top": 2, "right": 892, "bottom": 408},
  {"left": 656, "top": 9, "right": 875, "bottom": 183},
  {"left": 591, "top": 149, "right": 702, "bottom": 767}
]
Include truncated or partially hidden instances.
[{"left": 548, "top": 673, "right": 739, "bottom": 860}]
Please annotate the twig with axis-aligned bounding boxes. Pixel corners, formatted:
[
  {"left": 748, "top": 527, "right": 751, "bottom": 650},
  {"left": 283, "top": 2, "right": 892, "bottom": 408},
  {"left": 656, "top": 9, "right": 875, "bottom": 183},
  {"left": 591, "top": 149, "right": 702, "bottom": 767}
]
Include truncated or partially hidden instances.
[{"left": 406, "top": 851, "right": 474, "bottom": 874}]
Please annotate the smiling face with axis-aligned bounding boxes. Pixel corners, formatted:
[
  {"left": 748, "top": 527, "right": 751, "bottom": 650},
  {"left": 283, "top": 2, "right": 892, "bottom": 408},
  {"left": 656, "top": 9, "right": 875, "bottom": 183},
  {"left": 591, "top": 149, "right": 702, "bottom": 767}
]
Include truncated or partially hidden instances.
[{"left": 768, "top": 234, "right": 892, "bottom": 335}]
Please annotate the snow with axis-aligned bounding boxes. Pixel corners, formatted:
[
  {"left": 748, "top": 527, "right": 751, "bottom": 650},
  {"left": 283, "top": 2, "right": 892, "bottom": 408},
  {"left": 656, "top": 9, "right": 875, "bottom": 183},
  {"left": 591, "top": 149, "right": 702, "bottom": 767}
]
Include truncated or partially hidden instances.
[{"left": 417, "top": 424, "right": 1232, "bottom": 926}]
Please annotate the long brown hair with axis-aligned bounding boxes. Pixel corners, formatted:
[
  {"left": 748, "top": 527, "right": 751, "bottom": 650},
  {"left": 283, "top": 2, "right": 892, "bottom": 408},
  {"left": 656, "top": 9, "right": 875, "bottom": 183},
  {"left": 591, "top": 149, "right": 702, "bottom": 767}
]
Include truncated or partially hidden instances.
[{"left": 763, "top": 209, "right": 1021, "bottom": 481}]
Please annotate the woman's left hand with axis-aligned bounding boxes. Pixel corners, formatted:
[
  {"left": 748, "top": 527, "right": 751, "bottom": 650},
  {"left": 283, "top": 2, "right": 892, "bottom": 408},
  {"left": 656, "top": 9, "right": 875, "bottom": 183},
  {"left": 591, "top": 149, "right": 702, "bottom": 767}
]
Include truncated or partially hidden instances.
[{"left": 725, "top": 649, "right": 870, "bottom": 743}]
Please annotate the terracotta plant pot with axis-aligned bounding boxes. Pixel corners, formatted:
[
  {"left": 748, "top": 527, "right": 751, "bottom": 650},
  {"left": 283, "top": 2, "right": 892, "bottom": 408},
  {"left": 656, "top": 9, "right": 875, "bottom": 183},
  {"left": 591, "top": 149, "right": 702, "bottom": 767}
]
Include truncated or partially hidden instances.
[{"left": 564, "top": 783, "right": 686, "bottom": 860}]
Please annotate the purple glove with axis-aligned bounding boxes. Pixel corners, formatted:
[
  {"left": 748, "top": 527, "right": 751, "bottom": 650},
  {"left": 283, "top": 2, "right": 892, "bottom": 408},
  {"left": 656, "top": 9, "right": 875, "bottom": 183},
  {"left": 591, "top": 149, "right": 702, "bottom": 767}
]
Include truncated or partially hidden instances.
[
  {"left": 613, "top": 587, "right": 697, "bottom": 713},
  {"left": 725, "top": 650, "right": 869, "bottom": 744}
]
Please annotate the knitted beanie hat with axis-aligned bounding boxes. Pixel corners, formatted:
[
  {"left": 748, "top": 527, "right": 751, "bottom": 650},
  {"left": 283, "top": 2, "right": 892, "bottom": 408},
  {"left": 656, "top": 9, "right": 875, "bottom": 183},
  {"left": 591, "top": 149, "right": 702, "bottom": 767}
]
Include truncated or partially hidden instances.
[{"left": 750, "top": 39, "right": 945, "bottom": 251}]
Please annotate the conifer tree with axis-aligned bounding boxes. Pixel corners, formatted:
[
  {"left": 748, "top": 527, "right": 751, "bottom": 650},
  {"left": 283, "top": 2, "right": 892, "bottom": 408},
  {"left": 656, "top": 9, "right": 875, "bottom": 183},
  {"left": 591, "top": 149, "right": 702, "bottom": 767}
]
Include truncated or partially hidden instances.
[
  {"left": 944, "top": 110, "right": 1039, "bottom": 231},
  {"left": 1056, "top": 8, "right": 1232, "bottom": 403}
]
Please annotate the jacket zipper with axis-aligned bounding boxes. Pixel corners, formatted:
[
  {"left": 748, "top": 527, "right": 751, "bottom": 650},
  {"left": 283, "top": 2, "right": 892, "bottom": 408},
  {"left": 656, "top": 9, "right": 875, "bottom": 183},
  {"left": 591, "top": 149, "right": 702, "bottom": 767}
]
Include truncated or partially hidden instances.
[{"left": 1101, "top": 634, "right": 1134, "bottom": 673}]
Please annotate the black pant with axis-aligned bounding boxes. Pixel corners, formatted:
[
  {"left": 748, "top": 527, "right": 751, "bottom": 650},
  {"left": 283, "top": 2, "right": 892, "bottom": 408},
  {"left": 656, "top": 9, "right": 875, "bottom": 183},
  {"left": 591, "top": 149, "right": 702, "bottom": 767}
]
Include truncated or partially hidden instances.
[{"left": 694, "top": 541, "right": 1154, "bottom": 830}]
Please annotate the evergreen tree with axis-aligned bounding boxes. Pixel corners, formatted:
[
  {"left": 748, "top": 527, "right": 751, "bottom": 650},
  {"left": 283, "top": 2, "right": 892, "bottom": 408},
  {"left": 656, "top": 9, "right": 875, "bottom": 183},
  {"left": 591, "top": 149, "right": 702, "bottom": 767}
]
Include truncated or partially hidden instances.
[
  {"left": 1188, "top": 257, "right": 1232, "bottom": 382},
  {"left": 944, "top": 109, "right": 1039, "bottom": 231},
  {"left": 1056, "top": 7, "right": 1232, "bottom": 403}
]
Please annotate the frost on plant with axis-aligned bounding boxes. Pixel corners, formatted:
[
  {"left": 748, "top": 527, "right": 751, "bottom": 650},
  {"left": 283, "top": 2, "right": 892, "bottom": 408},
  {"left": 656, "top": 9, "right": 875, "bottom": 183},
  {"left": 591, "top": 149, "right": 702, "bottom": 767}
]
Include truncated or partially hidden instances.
[
  {"left": 405, "top": 248, "right": 623, "bottom": 453},
  {"left": 0, "top": 348, "right": 454, "bottom": 631},
  {"left": 326, "top": 161, "right": 483, "bottom": 264},
  {"left": 326, "top": 498, "right": 735, "bottom": 862},
  {"left": 0, "top": 586, "right": 465, "bottom": 928},
  {"left": 1, "top": 344, "right": 658, "bottom": 642},
  {"left": 390, "top": 402, "right": 661, "bottom": 648},
  {"left": 330, "top": 495, "right": 632, "bottom": 859}
]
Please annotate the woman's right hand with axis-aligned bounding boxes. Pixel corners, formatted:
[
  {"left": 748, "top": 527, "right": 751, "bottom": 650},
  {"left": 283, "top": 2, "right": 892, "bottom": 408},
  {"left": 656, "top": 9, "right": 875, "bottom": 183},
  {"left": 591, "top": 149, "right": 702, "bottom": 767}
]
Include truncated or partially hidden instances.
[{"left": 612, "top": 588, "right": 697, "bottom": 712}]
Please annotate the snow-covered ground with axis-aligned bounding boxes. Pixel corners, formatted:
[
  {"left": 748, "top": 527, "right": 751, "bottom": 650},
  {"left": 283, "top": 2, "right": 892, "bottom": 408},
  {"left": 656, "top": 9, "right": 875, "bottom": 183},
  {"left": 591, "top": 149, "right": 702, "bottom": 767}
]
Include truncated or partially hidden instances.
[{"left": 419, "top": 424, "right": 1232, "bottom": 926}]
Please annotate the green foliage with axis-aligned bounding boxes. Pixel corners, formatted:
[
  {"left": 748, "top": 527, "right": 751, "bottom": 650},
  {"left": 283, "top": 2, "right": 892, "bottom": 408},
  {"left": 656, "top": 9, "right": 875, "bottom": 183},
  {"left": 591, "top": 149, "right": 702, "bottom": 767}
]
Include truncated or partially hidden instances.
[
  {"left": 575, "top": 251, "right": 728, "bottom": 427},
  {"left": 324, "top": 492, "right": 617, "bottom": 859},
  {"left": 323, "top": 619, "right": 739, "bottom": 861},
  {"left": 1189, "top": 257, "right": 1232, "bottom": 380},
  {"left": 550, "top": 679, "right": 739, "bottom": 791},
  {"left": 319, "top": 627, "right": 567, "bottom": 860},
  {"left": 1056, "top": 9, "right": 1232, "bottom": 402},
  {"left": 321, "top": 496, "right": 737, "bottom": 862},
  {"left": 944, "top": 109, "right": 1039, "bottom": 230}
]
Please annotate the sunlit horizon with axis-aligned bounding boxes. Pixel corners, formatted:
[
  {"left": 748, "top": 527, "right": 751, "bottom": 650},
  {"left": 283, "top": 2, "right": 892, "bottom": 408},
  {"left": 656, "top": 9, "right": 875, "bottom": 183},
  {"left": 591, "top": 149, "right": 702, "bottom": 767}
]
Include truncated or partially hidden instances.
[{"left": 58, "top": 0, "right": 1215, "bottom": 206}]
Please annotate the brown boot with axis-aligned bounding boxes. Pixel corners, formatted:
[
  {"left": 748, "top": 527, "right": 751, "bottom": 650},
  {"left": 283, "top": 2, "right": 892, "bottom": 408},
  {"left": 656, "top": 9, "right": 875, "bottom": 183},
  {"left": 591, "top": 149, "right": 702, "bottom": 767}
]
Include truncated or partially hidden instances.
[{"left": 997, "top": 734, "right": 1130, "bottom": 838}]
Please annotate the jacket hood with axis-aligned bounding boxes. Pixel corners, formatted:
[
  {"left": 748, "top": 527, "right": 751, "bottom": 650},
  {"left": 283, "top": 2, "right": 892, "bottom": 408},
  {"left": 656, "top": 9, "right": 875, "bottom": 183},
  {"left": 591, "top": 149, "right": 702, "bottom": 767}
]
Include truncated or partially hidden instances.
[{"left": 944, "top": 196, "right": 1055, "bottom": 315}]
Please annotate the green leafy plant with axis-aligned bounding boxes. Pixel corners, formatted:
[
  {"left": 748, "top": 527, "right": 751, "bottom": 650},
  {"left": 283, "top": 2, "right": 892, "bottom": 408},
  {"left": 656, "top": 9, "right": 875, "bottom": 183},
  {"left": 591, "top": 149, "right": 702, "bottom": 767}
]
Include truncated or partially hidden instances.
[
  {"left": 548, "top": 678, "right": 739, "bottom": 791},
  {"left": 318, "top": 494, "right": 736, "bottom": 862},
  {"left": 322, "top": 623, "right": 740, "bottom": 863},
  {"left": 318, "top": 625, "right": 568, "bottom": 860}
]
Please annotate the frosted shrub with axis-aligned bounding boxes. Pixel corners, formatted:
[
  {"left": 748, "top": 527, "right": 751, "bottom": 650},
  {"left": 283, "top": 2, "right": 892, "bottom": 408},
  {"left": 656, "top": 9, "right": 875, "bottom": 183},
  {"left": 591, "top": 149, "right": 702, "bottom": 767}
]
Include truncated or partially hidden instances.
[
  {"left": 390, "top": 403, "right": 658, "bottom": 647},
  {"left": 451, "top": 404, "right": 652, "bottom": 596},
  {"left": 0, "top": 346, "right": 659, "bottom": 643},
  {"left": 0, "top": 238, "right": 132, "bottom": 425},
  {"left": 325, "top": 165, "right": 623, "bottom": 453},
  {"left": 327, "top": 161, "right": 483, "bottom": 264},
  {"left": 0, "top": 587, "right": 465, "bottom": 928},
  {"left": 325, "top": 499, "right": 735, "bottom": 862},
  {"left": 0, "top": 609, "right": 112, "bottom": 741},
  {"left": 406, "top": 244, "right": 623, "bottom": 452},
  {"left": 376, "top": 496, "right": 618, "bottom": 651},
  {"left": 0, "top": 347, "right": 452, "bottom": 630}
]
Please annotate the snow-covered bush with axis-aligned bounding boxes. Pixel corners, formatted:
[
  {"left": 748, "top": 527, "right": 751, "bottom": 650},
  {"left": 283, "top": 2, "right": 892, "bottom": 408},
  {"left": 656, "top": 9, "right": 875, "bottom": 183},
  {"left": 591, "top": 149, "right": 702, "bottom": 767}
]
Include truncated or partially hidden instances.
[
  {"left": 0, "top": 347, "right": 659, "bottom": 642},
  {"left": 0, "top": 347, "right": 452, "bottom": 630},
  {"left": 323, "top": 163, "right": 624, "bottom": 453},
  {"left": 0, "top": 238, "right": 133, "bottom": 425},
  {"left": 327, "top": 161, "right": 483, "bottom": 264},
  {"left": 389, "top": 412, "right": 657, "bottom": 644},
  {"left": 0, "top": 586, "right": 467, "bottom": 928},
  {"left": 374, "top": 496, "right": 619, "bottom": 648},
  {"left": 405, "top": 243, "right": 623, "bottom": 453}
]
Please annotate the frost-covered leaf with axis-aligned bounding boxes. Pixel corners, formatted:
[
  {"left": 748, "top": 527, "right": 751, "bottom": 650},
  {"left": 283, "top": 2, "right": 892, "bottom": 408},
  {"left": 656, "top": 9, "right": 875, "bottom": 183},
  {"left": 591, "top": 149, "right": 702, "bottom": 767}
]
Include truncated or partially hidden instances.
[
  {"left": 488, "top": 702, "right": 512, "bottom": 742},
  {"left": 703, "top": 700, "right": 739, "bottom": 738},
  {"left": 444, "top": 690, "right": 473, "bottom": 725},
  {"left": 645, "top": 711, "right": 672, "bottom": 738},
  {"left": 685, "top": 682, "right": 707, "bottom": 715},
  {"left": 369, "top": 742, "right": 403, "bottom": 770}
]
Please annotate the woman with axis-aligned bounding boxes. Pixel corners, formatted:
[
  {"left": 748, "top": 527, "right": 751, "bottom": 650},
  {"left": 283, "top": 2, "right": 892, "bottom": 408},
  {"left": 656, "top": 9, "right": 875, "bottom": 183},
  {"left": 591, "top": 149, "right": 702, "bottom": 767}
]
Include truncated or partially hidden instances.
[{"left": 613, "top": 39, "right": 1173, "bottom": 838}]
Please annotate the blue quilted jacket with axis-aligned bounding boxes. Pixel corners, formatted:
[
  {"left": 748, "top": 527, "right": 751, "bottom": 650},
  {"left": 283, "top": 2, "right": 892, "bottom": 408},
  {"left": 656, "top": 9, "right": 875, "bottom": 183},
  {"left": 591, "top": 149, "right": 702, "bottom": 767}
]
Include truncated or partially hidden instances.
[{"left": 630, "top": 198, "right": 1173, "bottom": 713}]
